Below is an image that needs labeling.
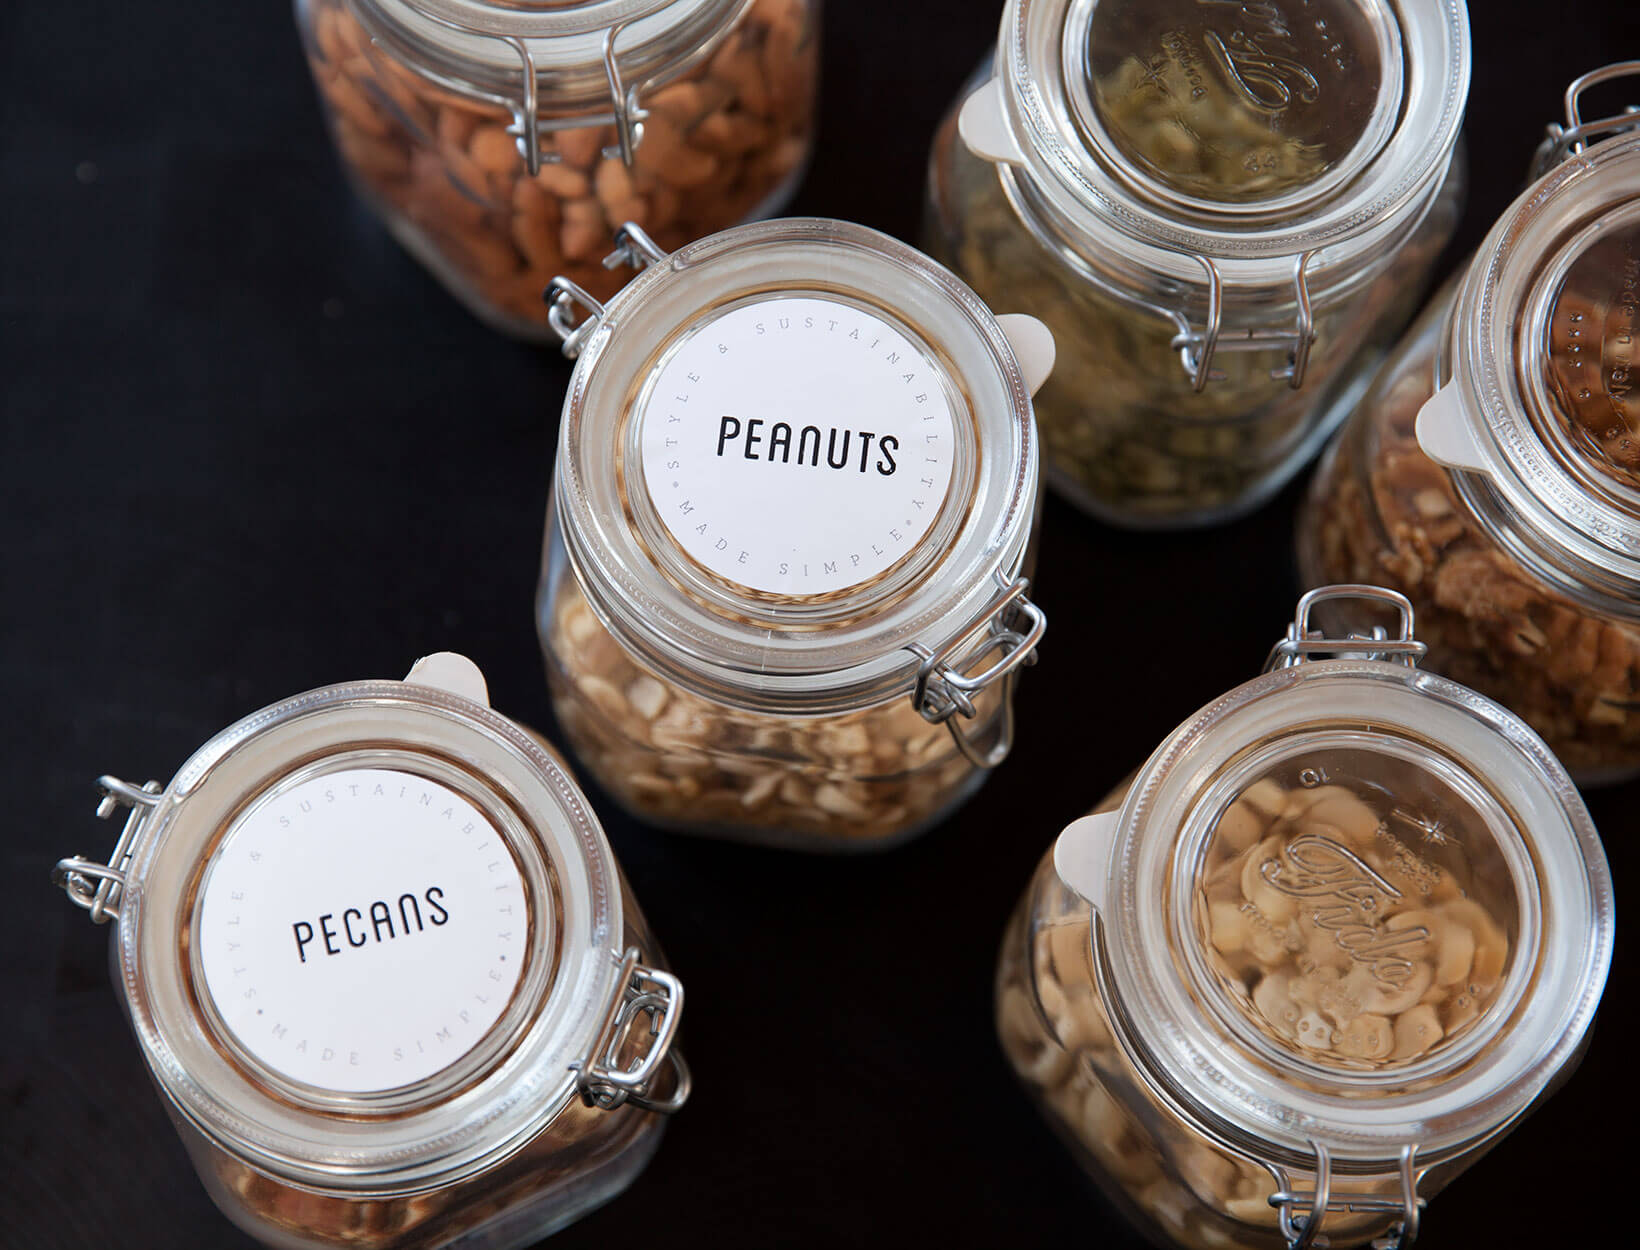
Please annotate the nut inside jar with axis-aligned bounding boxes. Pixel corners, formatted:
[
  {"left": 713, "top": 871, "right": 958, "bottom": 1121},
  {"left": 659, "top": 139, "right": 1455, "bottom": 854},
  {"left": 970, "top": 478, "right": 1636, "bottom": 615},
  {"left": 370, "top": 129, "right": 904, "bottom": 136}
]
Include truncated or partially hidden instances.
[{"left": 298, "top": 0, "right": 818, "bottom": 333}]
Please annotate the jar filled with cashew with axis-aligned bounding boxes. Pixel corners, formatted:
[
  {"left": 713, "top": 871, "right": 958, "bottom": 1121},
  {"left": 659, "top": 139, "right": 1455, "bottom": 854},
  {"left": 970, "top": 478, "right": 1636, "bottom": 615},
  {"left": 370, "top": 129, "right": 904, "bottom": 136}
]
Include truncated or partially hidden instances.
[
  {"left": 1300, "top": 83, "right": 1640, "bottom": 784},
  {"left": 295, "top": 0, "right": 818, "bottom": 337},
  {"left": 53, "top": 653, "right": 690, "bottom": 1250},
  {"left": 922, "top": 0, "right": 1468, "bottom": 528},
  {"left": 537, "top": 218, "right": 1054, "bottom": 849},
  {"left": 999, "top": 587, "right": 1613, "bottom": 1249}
]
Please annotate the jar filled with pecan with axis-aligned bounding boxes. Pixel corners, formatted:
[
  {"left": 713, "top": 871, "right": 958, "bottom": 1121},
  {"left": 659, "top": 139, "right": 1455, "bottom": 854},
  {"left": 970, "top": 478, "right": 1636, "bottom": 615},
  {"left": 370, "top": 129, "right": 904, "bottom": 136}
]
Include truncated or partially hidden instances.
[
  {"left": 999, "top": 587, "right": 1613, "bottom": 1250},
  {"left": 537, "top": 219, "right": 1053, "bottom": 849},
  {"left": 296, "top": 0, "right": 818, "bottom": 336},
  {"left": 1301, "top": 67, "right": 1640, "bottom": 783},
  {"left": 53, "top": 653, "right": 689, "bottom": 1250},
  {"left": 924, "top": 0, "right": 1469, "bottom": 528}
]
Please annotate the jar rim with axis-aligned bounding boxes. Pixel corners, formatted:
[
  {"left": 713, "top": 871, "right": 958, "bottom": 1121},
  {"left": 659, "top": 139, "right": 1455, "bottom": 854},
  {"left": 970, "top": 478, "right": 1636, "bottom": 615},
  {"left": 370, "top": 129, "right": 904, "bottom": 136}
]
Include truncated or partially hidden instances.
[
  {"left": 113, "top": 675, "right": 626, "bottom": 1192},
  {"left": 1096, "top": 659, "right": 1613, "bottom": 1166},
  {"left": 995, "top": 0, "right": 1469, "bottom": 278},
  {"left": 552, "top": 217, "right": 1040, "bottom": 714}
]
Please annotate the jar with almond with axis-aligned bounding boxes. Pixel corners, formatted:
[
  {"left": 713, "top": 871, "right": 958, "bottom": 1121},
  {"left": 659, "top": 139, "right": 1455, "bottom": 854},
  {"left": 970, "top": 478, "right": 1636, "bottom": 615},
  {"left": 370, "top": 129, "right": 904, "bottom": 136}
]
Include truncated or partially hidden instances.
[
  {"left": 1300, "top": 68, "right": 1640, "bottom": 783},
  {"left": 53, "top": 653, "right": 689, "bottom": 1250},
  {"left": 999, "top": 587, "right": 1613, "bottom": 1249},
  {"left": 924, "top": 0, "right": 1469, "bottom": 528},
  {"left": 537, "top": 219, "right": 1054, "bottom": 849},
  {"left": 295, "top": 0, "right": 818, "bottom": 336}
]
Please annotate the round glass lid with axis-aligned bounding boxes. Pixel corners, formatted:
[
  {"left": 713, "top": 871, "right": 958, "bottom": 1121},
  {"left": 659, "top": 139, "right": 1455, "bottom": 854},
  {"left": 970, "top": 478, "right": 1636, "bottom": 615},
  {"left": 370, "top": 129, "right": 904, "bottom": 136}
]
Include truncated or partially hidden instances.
[
  {"left": 1076, "top": 0, "right": 1400, "bottom": 212},
  {"left": 555, "top": 219, "right": 1041, "bottom": 706}
]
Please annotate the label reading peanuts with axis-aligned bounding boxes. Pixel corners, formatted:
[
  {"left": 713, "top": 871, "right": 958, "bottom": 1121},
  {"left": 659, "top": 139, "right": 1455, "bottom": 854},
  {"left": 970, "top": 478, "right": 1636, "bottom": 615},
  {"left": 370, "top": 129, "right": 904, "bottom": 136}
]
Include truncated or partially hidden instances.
[
  {"left": 637, "top": 296, "right": 958, "bottom": 596},
  {"left": 196, "top": 768, "right": 528, "bottom": 1094}
]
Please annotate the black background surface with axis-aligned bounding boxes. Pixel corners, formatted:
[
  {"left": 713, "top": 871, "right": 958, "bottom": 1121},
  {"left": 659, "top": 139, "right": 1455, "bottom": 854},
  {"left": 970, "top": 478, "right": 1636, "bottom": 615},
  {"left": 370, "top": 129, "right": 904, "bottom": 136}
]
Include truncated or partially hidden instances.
[{"left": 3, "top": 3, "right": 1637, "bottom": 1247}]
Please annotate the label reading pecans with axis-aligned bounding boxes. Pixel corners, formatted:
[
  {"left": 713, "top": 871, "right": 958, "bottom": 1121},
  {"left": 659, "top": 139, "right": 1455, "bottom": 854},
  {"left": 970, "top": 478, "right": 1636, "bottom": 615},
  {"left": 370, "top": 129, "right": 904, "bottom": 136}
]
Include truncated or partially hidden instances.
[
  {"left": 637, "top": 296, "right": 958, "bottom": 597},
  {"left": 196, "top": 768, "right": 528, "bottom": 1094}
]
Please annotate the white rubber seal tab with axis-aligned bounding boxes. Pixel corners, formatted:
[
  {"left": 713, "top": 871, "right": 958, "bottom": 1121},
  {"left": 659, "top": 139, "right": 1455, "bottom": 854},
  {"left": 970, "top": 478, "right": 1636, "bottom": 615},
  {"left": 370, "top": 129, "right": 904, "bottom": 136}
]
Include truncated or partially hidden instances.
[
  {"left": 638, "top": 295, "right": 958, "bottom": 597},
  {"left": 197, "top": 767, "right": 528, "bottom": 1094}
]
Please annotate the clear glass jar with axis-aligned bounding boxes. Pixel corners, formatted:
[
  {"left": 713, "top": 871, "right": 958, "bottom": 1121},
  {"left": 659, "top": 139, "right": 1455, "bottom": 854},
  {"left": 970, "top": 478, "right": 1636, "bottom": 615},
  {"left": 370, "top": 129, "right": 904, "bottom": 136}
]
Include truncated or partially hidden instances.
[
  {"left": 1301, "top": 70, "right": 1640, "bottom": 784},
  {"left": 998, "top": 587, "right": 1613, "bottom": 1250},
  {"left": 536, "top": 219, "right": 1054, "bottom": 849},
  {"left": 924, "top": 0, "right": 1469, "bottom": 528},
  {"left": 52, "top": 653, "right": 689, "bottom": 1250},
  {"left": 295, "top": 0, "right": 819, "bottom": 337}
]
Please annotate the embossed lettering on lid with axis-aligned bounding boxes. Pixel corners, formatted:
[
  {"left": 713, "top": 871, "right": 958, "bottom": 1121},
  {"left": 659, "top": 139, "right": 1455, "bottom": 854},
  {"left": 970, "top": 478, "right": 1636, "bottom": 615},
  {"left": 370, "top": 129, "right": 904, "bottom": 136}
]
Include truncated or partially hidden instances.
[
  {"left": 1537, "top": 217, "right": 1640, "bottom": 501},
  {"left": 1074, "top": 0, "right": 1403, "bottom": 212},
  {"left": 1190, "top": 743, "right": 1521, "bottom": 1075}
]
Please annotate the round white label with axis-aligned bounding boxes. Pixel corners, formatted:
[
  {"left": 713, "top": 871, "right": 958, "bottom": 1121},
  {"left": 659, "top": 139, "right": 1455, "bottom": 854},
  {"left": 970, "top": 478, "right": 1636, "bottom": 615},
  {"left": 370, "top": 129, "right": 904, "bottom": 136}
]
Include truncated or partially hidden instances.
[
  {"left": 197, "top": 768, "right": 529, "bottom": 1094},
  {"left": 638, "top": 296, "right": 958, "bottom": 596}
]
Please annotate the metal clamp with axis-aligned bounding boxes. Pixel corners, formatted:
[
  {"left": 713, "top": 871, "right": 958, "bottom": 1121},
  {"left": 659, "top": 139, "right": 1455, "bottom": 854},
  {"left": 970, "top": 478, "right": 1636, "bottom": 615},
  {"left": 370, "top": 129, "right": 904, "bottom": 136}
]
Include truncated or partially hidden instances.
[
  {"left": 908, "top": 573, "right": 1045, "bottom": 769},
  {"left": 571, "top": 947, "right": 690, "bottom": 1115},
  {"left": 543, "top": 225, "right": 668, "bottom": 358},
  {"left": 1172, "top": 251, "right": 1318, "bottom": 393},
  {"left": 53, "top": 776, "right": 162, "bottom": 924},
  {"left": 1268, "top": 1142, "right": 1424, "bottom": 1250},
  {"left": 1264, "top": 585, "right": 1426, "bottom": 673},
  {"left": 1531, "top": 60, "right": 1640, "bottom": 178},
  {"left": 399, "top": 4, "right": 649, "bottom": 176}
]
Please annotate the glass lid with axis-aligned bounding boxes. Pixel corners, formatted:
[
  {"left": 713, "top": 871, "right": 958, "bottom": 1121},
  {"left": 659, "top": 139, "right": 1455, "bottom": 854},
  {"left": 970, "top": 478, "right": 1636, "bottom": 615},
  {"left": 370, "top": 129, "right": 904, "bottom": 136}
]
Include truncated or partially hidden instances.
[
  {"left": 998, "top": 0, "right": 1467, "bottom": 261},
  {"left": 111, "top": 657, "right": 626, "bottom": 1191},
  {"left": 552, "top": 219, "right": 1047, "bottom": 713},
  {"left": 1419, "top": 133, "right": 1640, "bottom": 606},
  {"left": 1076, "top": 0, "right": 1401, "bottom": 214},
  {"left": 1056, "top": 594, "right": 1613, "bottom": 1165}
]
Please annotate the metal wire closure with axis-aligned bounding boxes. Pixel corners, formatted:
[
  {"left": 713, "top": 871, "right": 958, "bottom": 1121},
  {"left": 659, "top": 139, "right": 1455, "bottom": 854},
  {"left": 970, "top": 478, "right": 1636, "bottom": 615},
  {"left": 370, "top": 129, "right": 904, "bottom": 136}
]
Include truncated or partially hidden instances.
[
  {"left": 53, "top": 775, "right": 163, "bottom": 924},
  {"left": 1531, "top": 61, "right": 1640, "bottom": 179},
  {"left": 907, "top": 573, "right": 1045, "bottom": 769},
  {"left": 1173, "top": 252, "right": 1318, "bottom": 393},
  {"left": 571, "top": 946, "right": 690, "bottom": 1115},
  {"left": 1267, "top": 1142, "right": 1424, "bottom": 1250},
  {"left": 1264, "top": 584, "right": 1427, "bottom": 673},
  {"left": 543, "top": 223, "right": 665, "bottom": 357},
  {"left": 401, "top": 5, "right": 649, "bottom": 176}
]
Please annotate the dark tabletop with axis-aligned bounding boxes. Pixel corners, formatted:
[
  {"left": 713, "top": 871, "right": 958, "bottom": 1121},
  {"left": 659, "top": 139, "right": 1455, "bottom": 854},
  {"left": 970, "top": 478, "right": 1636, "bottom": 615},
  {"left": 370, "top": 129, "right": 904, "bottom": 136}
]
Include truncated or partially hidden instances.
[{"left": 3, "top": 3, "right": 1636, "bottom": 1248}]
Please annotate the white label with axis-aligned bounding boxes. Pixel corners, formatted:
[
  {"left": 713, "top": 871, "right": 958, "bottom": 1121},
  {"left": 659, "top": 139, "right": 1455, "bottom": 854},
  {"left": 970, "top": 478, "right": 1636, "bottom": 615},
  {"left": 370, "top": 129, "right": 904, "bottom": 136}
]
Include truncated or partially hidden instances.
[
  {"left": 638, "top": 296, "right": 958, "bottom": 596},
  {"left": 197, "top": 768, "right": 528, "bottom": 1094}
]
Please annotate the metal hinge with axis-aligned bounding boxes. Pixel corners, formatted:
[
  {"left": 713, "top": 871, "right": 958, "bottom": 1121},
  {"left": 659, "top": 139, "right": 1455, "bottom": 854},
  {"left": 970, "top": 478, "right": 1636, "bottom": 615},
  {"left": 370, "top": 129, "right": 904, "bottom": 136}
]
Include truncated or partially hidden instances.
[
  {"left": 908, "top": 572, "right": 1045, "bottom": 769},
  {"left": 53, "top": 775, "right": 163, "bottom": 924},
  {"left": 1530, "top": 60, "right": 1640, "bottom": 179},
  {"left": 1172, "top": 251, "right": 1318, "bottom": 393},
  {"left": 1268, "top": 1142, "right": 1424, "bottom": 1250},
  {"left": 1264, "top": 585, "right": 1427, "bottom": 673},
  {"left": 543, "top": 223, "right": 668, "bottom": 358},
  {"left": 571, "top": 946, "right": 690, "bottom": 1115}
]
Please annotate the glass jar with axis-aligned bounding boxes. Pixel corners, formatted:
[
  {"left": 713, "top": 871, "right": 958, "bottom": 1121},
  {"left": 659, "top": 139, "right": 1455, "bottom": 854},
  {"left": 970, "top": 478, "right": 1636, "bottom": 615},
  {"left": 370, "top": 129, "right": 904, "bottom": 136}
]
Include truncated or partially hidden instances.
[
  {"left": 1301, "top": 68, "right": 1640, "bottom": 784},
  {"left": 924, "top": 0, "right": 1469, "bottom": 528},
  {"left": 295, "top": 0, "right": 819, "bottom": 337},
  {"left": 52, "top": 653, "right": 689, "bottom": 1250},
  {"left": 536, "top": 218, "right": 1054, "bottom": 849},
  {"left": 998, "top": 587, "right": 1613, "bottom": 1250}
]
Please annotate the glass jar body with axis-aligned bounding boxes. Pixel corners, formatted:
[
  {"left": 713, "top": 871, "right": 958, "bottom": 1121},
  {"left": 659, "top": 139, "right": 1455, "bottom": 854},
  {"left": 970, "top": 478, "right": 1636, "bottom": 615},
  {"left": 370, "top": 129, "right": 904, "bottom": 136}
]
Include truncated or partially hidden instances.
[
  {"left": 999, "top": 840, "right": 1481, "bottom": 1250},
  {"left": 295, "top": 0, "right": 819, "bottom": 338},
  {"left": 537, "top": 501, "right": 1002, "bottom": 850},
  {"left": 923, "top": 73, "right": 1465, "bottom": 529},
  {"left": 138, "top": 884, "right": 671, "bottom": 1250},
  {"left": 1298, "top": 282, "right": 1640, "bottom": 783}
]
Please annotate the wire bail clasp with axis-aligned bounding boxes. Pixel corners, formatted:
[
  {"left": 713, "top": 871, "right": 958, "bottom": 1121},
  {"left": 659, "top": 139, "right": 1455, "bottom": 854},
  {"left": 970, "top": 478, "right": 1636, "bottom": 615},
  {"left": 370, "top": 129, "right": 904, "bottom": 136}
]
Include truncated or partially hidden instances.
[
  {"left": 572, "top": 947, "right": 691, "bottom": 1115},
  {"left": 1265, "top": 585, "right": 1427, "bottom": 673},
  {"left": 1172, "top": 251, "right": 1318, "bottom": 392},
  {"left": 53, "top": 776, "right": 163, "bottom": 924},
  {"left": 1268, "top": 1142, "right": 1425, "bottom": 1250},
  {"left": 908, "top": 573, "right": 1045, "bottom": 769},
  {"left": 543, "top": 223, "right": 668, "bottom": 358},
  {"left": 1531, "top": 60, "right": 1640, "bottom": 178}
]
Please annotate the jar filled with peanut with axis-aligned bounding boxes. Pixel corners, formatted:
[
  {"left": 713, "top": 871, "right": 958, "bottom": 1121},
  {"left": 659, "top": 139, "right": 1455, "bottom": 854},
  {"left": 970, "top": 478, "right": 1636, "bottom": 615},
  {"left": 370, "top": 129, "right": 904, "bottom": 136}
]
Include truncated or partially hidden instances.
[
  {"left": 1000, "top": 587, "right": 1613, "bottom": 1250},
  {"left": 1300, "top": 71, "right": 1640, "bottom": 784},
  {"left": 296, "top": 0, "right": 818, "bottom": 336},
  {"left": 53, "top": 653, "right": 689, "bottom": 1250},
  {"left": 538, "top": 218, "right": 1054, "bottom": 850},
  {"left": 923, "top": 0, "right": 1469, "bottom": 528}
]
